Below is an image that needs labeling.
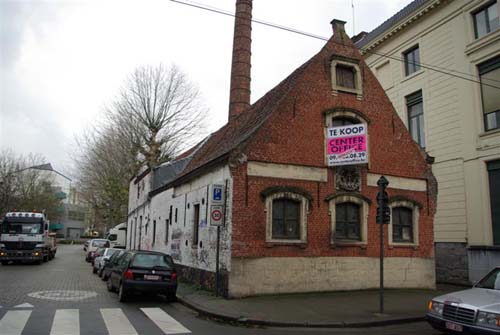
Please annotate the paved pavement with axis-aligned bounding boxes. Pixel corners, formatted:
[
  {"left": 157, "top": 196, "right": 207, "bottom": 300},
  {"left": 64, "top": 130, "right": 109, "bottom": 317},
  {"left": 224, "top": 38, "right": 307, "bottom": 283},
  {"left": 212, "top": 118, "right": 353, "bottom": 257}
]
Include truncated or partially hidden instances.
[
  {"left": 177, "top": 276, "right": 461, "bottom": 327},
  {"left": 0, "top": 244, "right": 446, "bottom": 334}
]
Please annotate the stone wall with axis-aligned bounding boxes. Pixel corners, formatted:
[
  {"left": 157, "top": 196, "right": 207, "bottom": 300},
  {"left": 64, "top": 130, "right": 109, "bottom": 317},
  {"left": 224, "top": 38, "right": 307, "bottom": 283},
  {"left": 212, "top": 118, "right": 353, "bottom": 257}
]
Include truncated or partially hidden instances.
[
  {"left": 435, "top": 242, "right": 468, "bottom": 285},
  {"left": 229, "top": 256, "right": 435, "bottom": 297}
]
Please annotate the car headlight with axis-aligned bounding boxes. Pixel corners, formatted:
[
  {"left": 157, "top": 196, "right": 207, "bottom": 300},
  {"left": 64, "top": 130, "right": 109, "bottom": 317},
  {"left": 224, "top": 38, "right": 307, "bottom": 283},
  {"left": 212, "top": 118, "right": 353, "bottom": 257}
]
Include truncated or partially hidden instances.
[
  {"left": 428, "top": 300, "right": 444, "bottom": 316},
  {"left": 0, "top": 243, "right": 5, "bottom": 249},
  {"left": 476, "top": 311, "right": 500, "bottom": 328}
]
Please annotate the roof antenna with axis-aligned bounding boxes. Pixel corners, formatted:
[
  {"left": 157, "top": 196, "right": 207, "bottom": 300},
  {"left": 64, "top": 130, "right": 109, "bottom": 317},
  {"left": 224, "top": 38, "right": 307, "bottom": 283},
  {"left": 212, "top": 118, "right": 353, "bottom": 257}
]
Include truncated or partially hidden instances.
[{"left": 352, "top": 0, "right": 355, "bottom": 36}]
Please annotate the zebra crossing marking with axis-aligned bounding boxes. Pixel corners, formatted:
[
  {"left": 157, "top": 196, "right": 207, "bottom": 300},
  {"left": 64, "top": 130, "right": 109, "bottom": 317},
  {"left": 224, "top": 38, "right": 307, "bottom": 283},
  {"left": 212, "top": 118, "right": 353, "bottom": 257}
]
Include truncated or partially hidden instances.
[
  {"left": 0, "top": 310, "right": 31, "bottom": 335},
  {"left": 13, "top": 303, "right": 34, "bottom": 308},
  {"left": 0, "top": 306, "right": 192, "bottom": 335},
  {"left": 100, "top": 308, "right": 138, "bottom": 335},
  {"left": 140, "top": 307, "right": 191, "bottom": 334},
  {"left": 50, "top": 309, "right": 79, "bottom": 335}
]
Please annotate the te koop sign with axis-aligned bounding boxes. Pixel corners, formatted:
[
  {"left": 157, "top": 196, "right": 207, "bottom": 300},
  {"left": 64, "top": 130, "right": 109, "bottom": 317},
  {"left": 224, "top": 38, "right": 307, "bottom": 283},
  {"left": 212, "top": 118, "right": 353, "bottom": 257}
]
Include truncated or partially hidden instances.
[{"left": 326, "top": 124, "right": 368, "bottom": 166}]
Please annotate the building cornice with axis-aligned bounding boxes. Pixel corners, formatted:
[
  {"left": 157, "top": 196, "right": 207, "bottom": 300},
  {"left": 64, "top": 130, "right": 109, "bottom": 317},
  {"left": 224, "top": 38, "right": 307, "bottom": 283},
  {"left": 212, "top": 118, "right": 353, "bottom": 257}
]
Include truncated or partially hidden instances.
[{"left": 360, "top": 0, "right": 445, "bottom": 54}]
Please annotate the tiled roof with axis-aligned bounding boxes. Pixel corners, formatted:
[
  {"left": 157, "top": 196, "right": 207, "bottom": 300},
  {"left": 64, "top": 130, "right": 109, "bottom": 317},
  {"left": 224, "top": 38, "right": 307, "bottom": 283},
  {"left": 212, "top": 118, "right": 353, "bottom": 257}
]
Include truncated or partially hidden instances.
[
  {"left": 355, "top": 0, "right": 430, "bottom": 48},
  {"left": 169, "top": 59, "right": 312, "bottom": 185}
]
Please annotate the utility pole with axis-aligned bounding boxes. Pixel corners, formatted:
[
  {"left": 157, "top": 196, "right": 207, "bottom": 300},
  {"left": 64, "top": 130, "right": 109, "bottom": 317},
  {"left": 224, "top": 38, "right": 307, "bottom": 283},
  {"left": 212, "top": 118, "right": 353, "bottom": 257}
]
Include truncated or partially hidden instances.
[{"left": 376, "top": 176, "right": 390, "bottom": 314}]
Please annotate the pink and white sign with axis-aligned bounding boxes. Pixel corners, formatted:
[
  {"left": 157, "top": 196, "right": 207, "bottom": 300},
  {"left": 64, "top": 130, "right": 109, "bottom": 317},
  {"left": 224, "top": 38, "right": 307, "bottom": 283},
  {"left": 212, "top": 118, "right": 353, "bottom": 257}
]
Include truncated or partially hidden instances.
[{"left": 326, "top": 124, "right": 368, "bottom": 166}]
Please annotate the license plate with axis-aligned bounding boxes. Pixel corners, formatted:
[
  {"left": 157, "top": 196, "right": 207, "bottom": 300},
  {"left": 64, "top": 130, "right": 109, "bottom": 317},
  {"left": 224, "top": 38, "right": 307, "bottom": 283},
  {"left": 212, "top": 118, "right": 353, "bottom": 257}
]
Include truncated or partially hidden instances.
[
  {"left": 445, "top": 321, "right": 463, "bottom": 332},
  {"left": 144, "top": 275, "right": 160, "bottom": 281}
]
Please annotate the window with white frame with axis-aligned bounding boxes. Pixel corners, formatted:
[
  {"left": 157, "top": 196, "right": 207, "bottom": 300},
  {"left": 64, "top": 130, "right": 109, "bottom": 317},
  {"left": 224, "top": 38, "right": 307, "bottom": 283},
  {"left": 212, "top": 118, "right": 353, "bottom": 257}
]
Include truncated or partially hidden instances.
[
  {"left": 328, "top": 194, "right": 369, "bottom": 246},
  {"left": 473, "top": 1, "right": 499, "bottom": 39},
  {"left": 265, "top": 191, "right": 309, "bottom": 244},
  {"left": 388, "top": 199, "right": 420, "bottom": 246}
]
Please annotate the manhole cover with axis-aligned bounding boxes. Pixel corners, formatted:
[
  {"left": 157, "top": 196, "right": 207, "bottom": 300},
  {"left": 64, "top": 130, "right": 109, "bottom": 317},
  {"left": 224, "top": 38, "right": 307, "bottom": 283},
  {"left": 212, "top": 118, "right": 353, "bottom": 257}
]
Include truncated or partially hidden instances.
[{"left": 28, "top": 290, "right": 97, "bottom": 301}]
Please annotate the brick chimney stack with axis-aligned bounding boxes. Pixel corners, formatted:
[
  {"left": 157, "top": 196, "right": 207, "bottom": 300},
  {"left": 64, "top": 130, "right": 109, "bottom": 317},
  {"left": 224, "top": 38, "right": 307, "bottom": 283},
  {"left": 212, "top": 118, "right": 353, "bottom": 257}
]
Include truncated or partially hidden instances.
[{"left": 228, "top": 0, "right": 252, "bottom": 121}]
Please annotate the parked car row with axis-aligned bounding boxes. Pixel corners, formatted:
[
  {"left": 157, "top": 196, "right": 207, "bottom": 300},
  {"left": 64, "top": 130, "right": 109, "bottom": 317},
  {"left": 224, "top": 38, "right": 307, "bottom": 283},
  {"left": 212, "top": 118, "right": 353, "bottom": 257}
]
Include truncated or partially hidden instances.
[{"left": 85, "top": 244, "right": 178, "bottom": 303}]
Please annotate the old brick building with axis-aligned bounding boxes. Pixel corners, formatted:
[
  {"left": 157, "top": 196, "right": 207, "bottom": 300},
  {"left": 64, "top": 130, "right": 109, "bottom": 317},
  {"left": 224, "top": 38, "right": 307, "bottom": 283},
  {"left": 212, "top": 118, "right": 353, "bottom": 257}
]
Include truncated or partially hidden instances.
[{"left": 128, "top": 0, "right": 437, "bottom": 297}]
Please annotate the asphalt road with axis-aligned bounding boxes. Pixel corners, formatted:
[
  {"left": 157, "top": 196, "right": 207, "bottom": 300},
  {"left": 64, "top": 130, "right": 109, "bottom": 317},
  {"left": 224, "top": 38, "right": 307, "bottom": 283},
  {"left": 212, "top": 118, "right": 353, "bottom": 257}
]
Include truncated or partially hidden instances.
[{"left": 0, "top": 244, "right": 444, "bottom": 335}]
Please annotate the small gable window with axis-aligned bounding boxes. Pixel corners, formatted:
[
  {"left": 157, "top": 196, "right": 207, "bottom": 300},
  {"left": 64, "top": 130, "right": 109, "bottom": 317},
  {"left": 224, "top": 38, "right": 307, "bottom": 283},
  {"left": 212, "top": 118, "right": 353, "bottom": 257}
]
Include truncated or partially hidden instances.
[
  {"left": 336, "top": 65, "right": 356, "bottom": 89},
  {"left": 330, "top": 59, "right": 363, "bottom": 100}
]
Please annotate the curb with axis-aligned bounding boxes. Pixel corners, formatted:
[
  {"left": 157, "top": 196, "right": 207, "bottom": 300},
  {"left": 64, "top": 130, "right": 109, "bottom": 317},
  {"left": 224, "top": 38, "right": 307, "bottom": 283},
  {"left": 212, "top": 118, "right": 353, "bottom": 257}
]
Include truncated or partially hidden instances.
[{"left": 177, "top": 295, "right": 425, "bottom": 328}]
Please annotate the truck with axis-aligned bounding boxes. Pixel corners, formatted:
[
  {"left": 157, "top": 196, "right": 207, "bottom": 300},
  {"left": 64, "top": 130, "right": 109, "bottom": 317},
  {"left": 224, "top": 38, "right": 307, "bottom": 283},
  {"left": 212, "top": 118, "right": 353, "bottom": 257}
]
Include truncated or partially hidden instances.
[
  {"left": 105, "top": 222, "right": 126, "bottom": 249},
  {"left": 0, "top": 211, "right": 57, "bottom": 265}
]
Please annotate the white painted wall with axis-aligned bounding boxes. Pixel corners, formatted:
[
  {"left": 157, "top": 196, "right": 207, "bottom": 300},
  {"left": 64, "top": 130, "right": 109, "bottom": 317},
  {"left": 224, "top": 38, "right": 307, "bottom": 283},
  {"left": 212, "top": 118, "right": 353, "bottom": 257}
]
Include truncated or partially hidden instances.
[{"left": 127, "top": 165, "right": 233, "bottom": 274}]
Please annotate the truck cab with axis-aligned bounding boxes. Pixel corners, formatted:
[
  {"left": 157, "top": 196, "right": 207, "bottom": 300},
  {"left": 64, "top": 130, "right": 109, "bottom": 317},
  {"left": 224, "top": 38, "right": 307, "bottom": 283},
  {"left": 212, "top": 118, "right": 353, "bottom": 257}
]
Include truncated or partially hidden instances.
[
  {"left": 105, "top": 222, "right": 126, "bottom": 249},
  {"left": 0, "top": 211, "right": 57, "bottom": 265}
]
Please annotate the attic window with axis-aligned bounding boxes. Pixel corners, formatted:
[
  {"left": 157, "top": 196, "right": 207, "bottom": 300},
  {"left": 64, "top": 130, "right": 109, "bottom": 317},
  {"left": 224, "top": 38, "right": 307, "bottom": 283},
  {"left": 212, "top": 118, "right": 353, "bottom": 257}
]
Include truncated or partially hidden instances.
[
  {"left": 336, "top": 65, "right": 356, "bottom": 89},
  {"left": 330, "top": 59, "right": 363, "bottom": 100}
]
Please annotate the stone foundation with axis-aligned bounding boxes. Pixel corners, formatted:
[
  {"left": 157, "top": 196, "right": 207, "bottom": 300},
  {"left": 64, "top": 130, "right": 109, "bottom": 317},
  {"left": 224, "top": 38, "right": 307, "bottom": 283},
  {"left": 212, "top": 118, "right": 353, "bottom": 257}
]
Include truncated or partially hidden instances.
[
  {"left": 176, "top": 263, "right": 229, "bottom": 297},
  {"left": 228, "top": 256, "right": 435, "bottom": 298},
  {"left": 435, "top": 242, "right": 469, "bottom": 285}
]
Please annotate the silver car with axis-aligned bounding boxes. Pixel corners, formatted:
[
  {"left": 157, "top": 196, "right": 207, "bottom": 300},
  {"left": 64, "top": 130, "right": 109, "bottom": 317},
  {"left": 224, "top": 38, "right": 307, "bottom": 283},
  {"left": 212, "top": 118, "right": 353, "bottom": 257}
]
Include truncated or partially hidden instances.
[
  {"left": 427, "top": 267, "right": 500, "bottom": 334},
  {"left": 93, "top": 248, "right": 122, "bottom": 275}
]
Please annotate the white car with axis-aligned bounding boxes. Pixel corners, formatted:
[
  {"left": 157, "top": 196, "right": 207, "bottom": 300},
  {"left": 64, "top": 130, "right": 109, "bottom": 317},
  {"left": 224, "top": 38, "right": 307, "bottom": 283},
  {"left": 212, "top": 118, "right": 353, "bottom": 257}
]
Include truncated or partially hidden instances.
[
  {"left": 85, "top": 239, "right": 110, "bottom": 263},
  {"left": 93, "top": 248, "right": 122, "bottom": 275},
  {"left": 427, "top": 267, "right": 500, "bottom": 334}
]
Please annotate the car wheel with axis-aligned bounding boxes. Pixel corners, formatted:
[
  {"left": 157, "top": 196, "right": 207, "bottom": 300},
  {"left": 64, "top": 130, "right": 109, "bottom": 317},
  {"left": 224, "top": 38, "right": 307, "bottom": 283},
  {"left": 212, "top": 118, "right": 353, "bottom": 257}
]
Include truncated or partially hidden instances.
[
  {"left": 92, "top": 266, "right": 97, "bottom": 274},
  {"left": 98, "top": 268, "right": 103, "bottom": 277},
  {"left": 118, "top": 283, "right": 128, "bottom": 302},
  {"left": 166, "top": 291, "right": 177, "bottom": 302},
  {"left": 106, "top": 278, "right": 115, "bottom": 292},
  {"left": 43, "top": 255, "right": 48, "bottom": 262}
]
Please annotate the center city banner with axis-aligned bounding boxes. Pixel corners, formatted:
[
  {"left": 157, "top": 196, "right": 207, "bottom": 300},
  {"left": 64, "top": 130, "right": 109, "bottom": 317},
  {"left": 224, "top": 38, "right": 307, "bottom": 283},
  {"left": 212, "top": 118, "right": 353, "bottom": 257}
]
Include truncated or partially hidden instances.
[{"left": 326, "top": 124, "right": 368, "bottom": 166}]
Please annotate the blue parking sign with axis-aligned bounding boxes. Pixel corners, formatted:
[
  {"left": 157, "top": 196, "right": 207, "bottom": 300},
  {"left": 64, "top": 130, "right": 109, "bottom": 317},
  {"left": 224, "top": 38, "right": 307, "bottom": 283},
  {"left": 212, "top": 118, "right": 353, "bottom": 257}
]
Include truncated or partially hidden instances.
[{"left": 213, "top": 187, "right": 222, "bottom": 201}]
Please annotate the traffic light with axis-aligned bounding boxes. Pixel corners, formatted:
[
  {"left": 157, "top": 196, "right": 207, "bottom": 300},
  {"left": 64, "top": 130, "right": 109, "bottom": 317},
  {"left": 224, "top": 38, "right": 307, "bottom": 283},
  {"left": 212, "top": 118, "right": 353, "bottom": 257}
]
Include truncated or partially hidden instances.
[{"left": 376, "top": 190, "right": 390, "bottom": 224}]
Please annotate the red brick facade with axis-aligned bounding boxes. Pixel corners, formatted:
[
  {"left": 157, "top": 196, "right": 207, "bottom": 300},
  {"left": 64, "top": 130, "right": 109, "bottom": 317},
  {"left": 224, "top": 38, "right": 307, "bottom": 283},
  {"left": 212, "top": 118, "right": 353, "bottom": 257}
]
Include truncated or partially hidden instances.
[{"left": 228, "top": 21, "right": 436, "bottom": 260}]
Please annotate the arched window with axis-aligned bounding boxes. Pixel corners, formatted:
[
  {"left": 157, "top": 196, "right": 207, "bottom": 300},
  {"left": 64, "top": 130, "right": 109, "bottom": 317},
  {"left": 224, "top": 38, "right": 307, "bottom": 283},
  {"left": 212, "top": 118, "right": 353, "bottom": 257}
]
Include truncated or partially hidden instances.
[
  {"left": 388, "top": 199, "right": 420, "bottom": 246},
  {"left": 392, "top": 207, "right": 413, "bottom": 243},
  {"left": 328, "top": 193, "right": 370, "bottom": 246},
  {"left": 335, "top": 202, "right": 361, "bottom": 241},
  {"left": 272, "top": 199, "right": 300, "bottom": 240},
  {"left": 264, "top": 190, "right": 310, "bottom": 244}
]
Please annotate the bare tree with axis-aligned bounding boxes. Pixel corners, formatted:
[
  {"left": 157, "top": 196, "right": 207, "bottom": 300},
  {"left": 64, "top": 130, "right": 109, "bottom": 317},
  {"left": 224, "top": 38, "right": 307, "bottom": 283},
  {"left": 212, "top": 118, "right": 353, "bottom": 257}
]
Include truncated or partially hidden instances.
[
  {"left": 109, "top": 64, "right": 207, "bottom": 168},
  {"left": 0, "top": 150, "right": 62, "bottom": 218},
  {"left": 74, "top": 64, "right": 207, "bottom": 230}
]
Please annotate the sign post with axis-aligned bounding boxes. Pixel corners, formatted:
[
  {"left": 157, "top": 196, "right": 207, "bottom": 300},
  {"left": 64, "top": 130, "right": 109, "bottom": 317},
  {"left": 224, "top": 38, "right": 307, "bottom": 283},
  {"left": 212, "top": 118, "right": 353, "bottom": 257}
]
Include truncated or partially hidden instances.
[
  {"left": 376, "top": 176, "right": 390, "bottom": 314},
  {"left": 210, "top": 183, "right": 226, "bottom": 297}
]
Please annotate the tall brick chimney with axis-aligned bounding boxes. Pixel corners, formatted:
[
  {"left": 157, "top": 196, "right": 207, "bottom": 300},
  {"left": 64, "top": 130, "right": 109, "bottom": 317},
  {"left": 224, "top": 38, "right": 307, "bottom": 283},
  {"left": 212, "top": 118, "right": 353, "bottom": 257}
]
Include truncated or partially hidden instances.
[{"left": 228, "top": 0, "right": 252, "bottom": 121}]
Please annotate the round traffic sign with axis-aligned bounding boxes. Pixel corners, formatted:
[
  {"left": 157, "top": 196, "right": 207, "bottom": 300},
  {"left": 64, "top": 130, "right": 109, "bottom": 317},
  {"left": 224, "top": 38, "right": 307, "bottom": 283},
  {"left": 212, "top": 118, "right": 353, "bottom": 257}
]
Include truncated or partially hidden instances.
[{"left": 211, "top": 209, "right": 222, "bottom": 221}]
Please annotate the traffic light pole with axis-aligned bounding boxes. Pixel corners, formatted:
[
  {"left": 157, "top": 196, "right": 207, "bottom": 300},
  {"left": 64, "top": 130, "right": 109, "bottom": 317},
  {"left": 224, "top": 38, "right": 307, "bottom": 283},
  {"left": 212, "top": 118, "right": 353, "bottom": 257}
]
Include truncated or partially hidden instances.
[{"left": 376, "top": 176, "right": 389, "bottom": 314}]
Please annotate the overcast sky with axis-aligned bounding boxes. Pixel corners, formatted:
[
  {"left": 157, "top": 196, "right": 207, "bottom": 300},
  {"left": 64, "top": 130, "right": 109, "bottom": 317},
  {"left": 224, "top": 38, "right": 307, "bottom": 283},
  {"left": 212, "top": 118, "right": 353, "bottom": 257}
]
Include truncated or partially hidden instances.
[{"left": 0, "top": 0, "right": 413, "bottom": 175}]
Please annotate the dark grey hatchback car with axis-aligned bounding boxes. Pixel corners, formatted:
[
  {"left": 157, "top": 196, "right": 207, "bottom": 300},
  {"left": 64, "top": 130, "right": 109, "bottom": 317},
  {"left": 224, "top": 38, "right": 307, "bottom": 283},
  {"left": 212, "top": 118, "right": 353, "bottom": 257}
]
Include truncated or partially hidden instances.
[{"left": 106, "top": 250, "right": 177, "bottom": 302}]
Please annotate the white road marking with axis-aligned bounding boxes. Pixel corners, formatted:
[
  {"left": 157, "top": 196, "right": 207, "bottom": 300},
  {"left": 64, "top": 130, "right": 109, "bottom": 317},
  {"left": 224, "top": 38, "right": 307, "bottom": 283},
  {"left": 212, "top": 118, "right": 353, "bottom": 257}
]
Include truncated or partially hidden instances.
[
  {"left": 100, "top": 308, "right": 138, "bottom": 335},
  {"left": 13, "top": 303, "right": 34, "bottom": 308},
  {"left": 0, "top": 310, "right": 31, "bottom": 335},
  {"left": 140, "top": 308, "right": 191, "bottom": 334},
  {"left": 50, "top": 309, "right": 79, "bottom": 335}
]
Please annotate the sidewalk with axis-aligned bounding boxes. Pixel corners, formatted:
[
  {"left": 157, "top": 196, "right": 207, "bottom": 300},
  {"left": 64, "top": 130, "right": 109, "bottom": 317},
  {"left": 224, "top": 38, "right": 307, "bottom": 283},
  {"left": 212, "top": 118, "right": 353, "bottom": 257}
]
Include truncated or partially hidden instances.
[{"left": 177, "top": 283, "right": 463, "bottom": 328}]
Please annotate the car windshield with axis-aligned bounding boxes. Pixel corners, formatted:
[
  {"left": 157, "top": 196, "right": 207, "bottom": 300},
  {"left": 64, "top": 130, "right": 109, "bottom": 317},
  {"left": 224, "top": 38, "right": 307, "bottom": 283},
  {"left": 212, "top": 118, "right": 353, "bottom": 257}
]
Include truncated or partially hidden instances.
[
  {"left": 475, "top": 268, "right": 500, "bottom": 290},
  {"left": 1, "top": 222, "right": 43, "bottom": 234},
  {"left": 92, "top": 240, "right": 108, "bottom": 247},
  {"left": 96, "top": 248, "right": 106, "bottom": 255},
  {"left": 130, "top": 254, "right": 173, "bottom": 269},
  {"left": 107, "top": 249, "right": 120, "bottom": 257}
]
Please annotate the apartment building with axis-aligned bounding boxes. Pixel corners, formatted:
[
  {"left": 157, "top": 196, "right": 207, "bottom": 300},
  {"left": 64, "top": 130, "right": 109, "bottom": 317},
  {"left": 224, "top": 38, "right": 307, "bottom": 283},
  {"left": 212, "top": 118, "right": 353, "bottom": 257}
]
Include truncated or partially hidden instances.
[{"left": 356, "top": 0, "right": 500, "bottom": 284}]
